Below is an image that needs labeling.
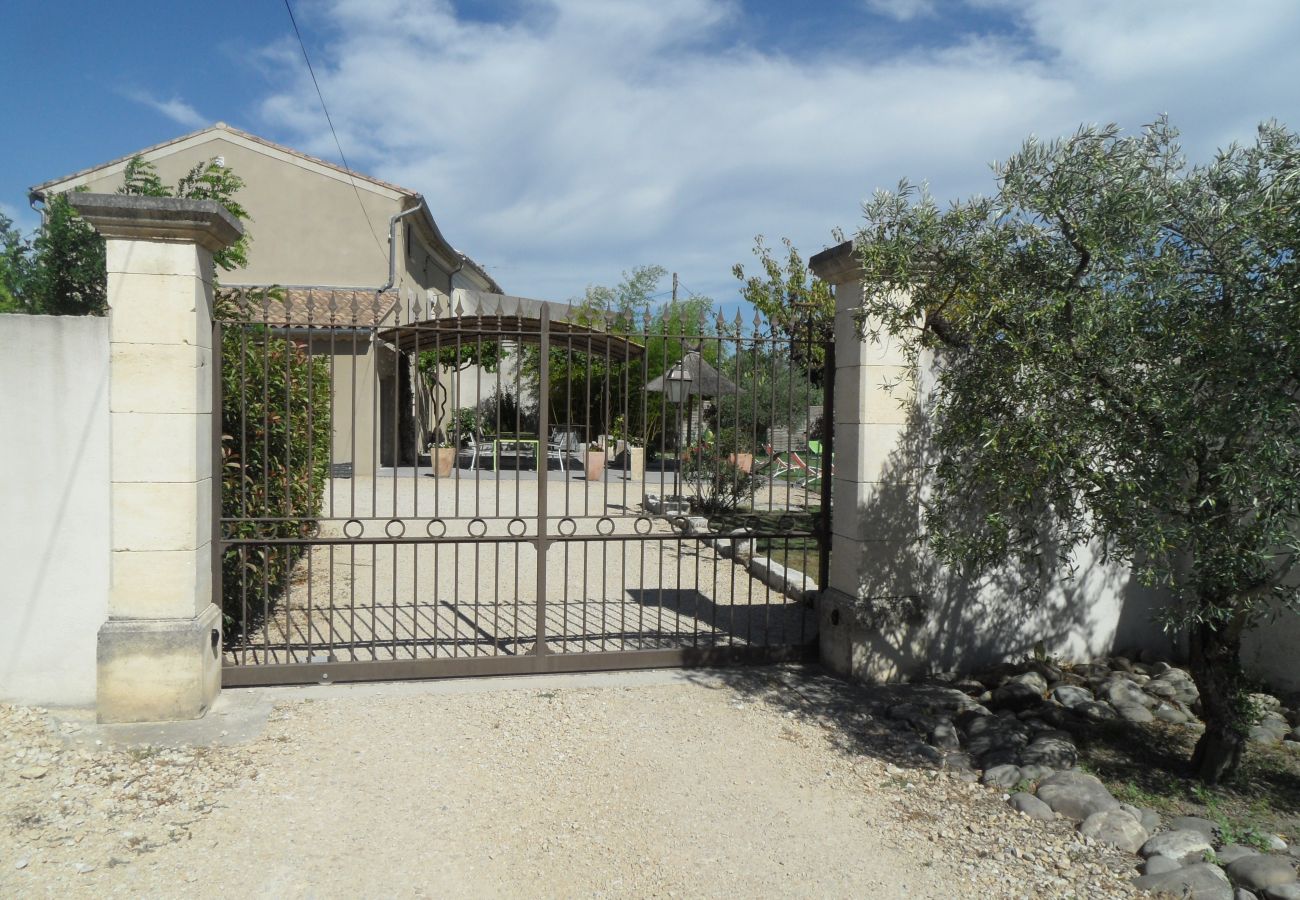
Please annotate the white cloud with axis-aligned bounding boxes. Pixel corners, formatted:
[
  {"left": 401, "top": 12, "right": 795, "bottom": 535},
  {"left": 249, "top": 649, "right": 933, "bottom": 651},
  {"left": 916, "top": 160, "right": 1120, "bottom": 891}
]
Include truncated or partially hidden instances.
[
  {"left": 250, "top": 0, "right": 1300, "bottom": 305},
  {"left": 864, "top": 0, "right": 937, "bottom": 22},
  {"left": 125, "top": 90, "right": 208, "bottom": 131},
  {"left": 0, "top": 201, "right": 39, "bottom": 236}
]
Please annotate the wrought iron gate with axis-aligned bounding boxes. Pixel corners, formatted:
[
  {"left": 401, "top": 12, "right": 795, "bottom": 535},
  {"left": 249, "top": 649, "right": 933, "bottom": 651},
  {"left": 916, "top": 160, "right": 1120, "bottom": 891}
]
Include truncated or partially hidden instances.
[{"left": 215, "top": 287, "right": 831, "bottom": 686}]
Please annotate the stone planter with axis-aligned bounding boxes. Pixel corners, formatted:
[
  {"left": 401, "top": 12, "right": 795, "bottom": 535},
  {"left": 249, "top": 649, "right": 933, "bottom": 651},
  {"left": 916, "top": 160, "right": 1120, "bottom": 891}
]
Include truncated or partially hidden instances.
[
  {"left": 728, "top": 452, "right": 754, "bottom": 474},
  {"left": 585, "top": 448, "right": 606, "bottom": 481},
  {"left": 626, "top": 446, "right": 645, "bottom": 480},
  {"left": 432, "top": 447, "right": 456, "bottom": 477}
]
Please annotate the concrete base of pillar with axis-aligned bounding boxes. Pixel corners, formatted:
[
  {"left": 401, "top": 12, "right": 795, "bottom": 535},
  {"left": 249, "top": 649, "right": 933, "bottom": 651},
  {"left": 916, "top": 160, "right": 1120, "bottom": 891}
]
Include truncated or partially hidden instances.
[
  {"left": 96, "top": 603, "right": 222, "bottom": 723},
  {"left": 818, "top": 587, "right": 929, "bottom": 684}
]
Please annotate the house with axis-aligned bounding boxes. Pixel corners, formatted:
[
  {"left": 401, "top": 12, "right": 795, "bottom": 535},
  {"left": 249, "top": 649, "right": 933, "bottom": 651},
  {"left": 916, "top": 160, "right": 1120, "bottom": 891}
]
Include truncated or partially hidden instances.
[{"left": 29, "top": 122, "right": 504, "bottom": 473}]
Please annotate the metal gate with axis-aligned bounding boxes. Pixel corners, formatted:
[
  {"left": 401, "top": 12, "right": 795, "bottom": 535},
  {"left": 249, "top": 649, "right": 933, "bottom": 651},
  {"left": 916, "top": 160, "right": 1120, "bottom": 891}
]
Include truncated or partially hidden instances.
[{"left": 215, "top": 287, "right": 831, "bottom": 686}]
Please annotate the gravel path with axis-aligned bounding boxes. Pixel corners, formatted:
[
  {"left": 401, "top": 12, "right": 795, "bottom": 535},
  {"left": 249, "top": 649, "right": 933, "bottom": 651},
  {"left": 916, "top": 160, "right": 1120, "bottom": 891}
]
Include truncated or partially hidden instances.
[{"left": 2, "top": 667, "right": 1136, "bottom": 898}]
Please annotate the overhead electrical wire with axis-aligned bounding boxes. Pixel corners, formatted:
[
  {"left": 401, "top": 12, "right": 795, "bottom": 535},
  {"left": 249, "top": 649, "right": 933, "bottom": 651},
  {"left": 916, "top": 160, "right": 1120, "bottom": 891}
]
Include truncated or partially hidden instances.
[{"left": 281, "top": 0, "right": 389, "bottom": 267}]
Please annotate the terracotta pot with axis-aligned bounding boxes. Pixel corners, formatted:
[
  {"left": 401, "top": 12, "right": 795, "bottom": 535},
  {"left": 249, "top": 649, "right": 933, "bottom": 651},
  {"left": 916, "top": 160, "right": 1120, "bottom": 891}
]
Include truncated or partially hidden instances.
[
  {"left": 432, "top": 447, "right": 456, "bottom": 477},
  {"left": 728, "top": 452, "right": 754, "bottom": 474}
]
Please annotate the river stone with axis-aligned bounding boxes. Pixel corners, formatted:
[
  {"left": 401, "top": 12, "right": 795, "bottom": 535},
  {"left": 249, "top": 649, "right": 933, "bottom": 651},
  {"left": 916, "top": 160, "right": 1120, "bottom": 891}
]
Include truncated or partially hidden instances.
[
  {"left": 993, "top": 680, "right": 1044, "bottom": 711},
  {"left": 1051, "top": 684, "right": 1094, "bottom": 708},
  {"left": 1262, "top": 884, "right": 1300, "bottom": 900},
  {"left": 1143, "top": 855, "right": 1185, "bottom": 875},
  {"left": 1036, "top": 771, "right": 1120, "bottom": 821},
  {"left": 1018, "top": 764, "right": 1054, "bottom": 783},
  {"left": 1217, "top": 845, "right": 1261, "bottom": 866},
  {"left": 1133, "top": 863, "right": 1233, "bottom": 900},
  {"left": 1075, "top": 700, "right": 1119, "bottom": 722},
  {"left": 1154, "top": 704, "right": 1192, "bottom": 724},
  {"left": 1080, "top": 808, "right": 1149, "bottom": 852},
  {"left": 1237, "top": 890, "right": 1261, "bottom": 900},
  {"left": 1225, "top": 856, "right": 1299, "bottom": 892},
  {"left": 929, "top": 721, "right": 962, "bottom": 750},
  {"left": 1170, "top": 816, "right": 1221, "bottom": 840},
  {"left": 1141, "top": 829, "right": 1216, "bottom": 863},
  {"left": 981, "top": 764, "right": 1023, "bottom": 789},
  {"left": 1105, "top": 678, "right": 1157, "bottom": 710},
  {"left": 1009, "top": 791, "right": 1055, "bottom": 822},
  {"left": 1115, "top": 703, "right": 1156, "bottom": 723},
  {"left": 1020, "top": 734, "right": 1078, "bottom": 769}
]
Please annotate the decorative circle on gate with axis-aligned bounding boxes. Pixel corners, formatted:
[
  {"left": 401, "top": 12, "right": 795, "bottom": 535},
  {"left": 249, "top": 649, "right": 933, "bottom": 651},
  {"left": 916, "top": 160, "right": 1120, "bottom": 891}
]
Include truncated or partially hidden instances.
[
  {"left": 707, "top": 518, "right": 726, "bottom": 534},
  {"left": 634, "top": 516, "right": 653, "bottom": 535},
  {"left": 507, "top": 517, "right": 528, "bottom": 536},
  {"left": 425, "top": 518, "right": 447, "bottom": 538},
  {"left": 743, "top": 516, "right": 761, "bottom": 534},
  {"left": 557, "top": 516, "right": 577, "bottom": 536},
  {"left": 596, "top": 516, "right": 615, "bottom": 535},
  {"left": 384, "top": 518, "right": 406, "bottom": 538},
  {"left": 777, "top": 514, "right": 795, "bottom": 532},
  {"left": 343, "top": 518, "right": 365, "bottom": 539},
  {"left": 669, "top": 515, "right": 689, "bottom": 534},
  {"left": 467, "top": 517, "right": 488, "bottom": 538}
]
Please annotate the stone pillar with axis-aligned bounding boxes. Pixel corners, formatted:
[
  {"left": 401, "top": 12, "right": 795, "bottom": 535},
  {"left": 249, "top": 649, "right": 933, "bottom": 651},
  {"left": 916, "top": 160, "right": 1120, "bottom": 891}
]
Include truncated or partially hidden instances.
[
  {"left": 69, "top": 194, "right": 243, "bottom": 723},
  {"left": 810, "top": 241, "right": 925, "bottom": 682}
]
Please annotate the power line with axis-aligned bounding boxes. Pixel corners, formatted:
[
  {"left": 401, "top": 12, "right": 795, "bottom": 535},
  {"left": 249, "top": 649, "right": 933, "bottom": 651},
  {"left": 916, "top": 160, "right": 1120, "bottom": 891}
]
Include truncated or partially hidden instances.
[{"left": 281, "top": 0, "right": 389, "bottom": 268}]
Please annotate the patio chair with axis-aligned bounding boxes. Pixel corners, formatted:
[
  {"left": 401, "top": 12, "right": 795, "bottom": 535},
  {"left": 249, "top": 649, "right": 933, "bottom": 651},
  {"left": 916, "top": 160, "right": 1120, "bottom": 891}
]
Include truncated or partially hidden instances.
[
  {"left": 458, "top": 432, "right": 496, "bottom": 471},
  {"left": 754, "top": 443, "right": 799, "bottom": 483},
  {"left": 547, "top": 430, "right": 581, "bottom": 472}
]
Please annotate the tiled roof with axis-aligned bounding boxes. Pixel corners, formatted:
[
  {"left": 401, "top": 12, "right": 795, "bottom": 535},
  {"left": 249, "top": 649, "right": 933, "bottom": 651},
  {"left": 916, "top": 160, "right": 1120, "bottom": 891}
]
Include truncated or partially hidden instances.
[{"left": 216, "top": 288, "right": 399, "bottom": 328}]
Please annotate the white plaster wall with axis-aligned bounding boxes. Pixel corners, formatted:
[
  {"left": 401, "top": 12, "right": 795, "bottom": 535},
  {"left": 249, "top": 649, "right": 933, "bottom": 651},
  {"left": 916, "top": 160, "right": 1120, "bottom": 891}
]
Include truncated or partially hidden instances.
[
  {"left": 0, "top": 315, "right": 110, "bottom": 706},
  {"left": 1243, "top": 603, "right": 1300, "bottom": 694}
]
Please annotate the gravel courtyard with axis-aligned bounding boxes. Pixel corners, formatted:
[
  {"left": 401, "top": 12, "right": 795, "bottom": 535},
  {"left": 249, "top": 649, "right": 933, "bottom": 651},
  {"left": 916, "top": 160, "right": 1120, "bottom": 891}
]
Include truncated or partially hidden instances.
[{"left": 1, "top": 667, "right": 1138, "bottom": 898}]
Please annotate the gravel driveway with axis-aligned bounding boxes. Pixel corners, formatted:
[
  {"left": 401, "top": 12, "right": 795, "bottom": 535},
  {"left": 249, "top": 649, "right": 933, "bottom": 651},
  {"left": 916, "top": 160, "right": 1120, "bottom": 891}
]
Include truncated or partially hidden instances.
[{"left": 2, "top": 667, "right": 1136, "bottom": 898}]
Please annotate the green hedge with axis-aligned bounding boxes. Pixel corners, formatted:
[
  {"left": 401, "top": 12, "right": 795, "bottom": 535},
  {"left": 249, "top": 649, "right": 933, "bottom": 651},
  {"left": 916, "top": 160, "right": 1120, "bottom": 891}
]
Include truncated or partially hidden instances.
[{"left": 218, "top": 294, "right": 331, "bottom": 641}]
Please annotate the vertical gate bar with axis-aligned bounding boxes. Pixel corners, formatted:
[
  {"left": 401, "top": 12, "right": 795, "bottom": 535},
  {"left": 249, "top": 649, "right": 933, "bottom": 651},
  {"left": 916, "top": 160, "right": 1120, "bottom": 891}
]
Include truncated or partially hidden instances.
[
  {"left": 304, "top": 293, "right": 315, "bottom": 657},
  {"left": 410, "top": 310, "right": 422, "bottom": 659},
  {"left": 600, "top": 330, "right": 612, "bottom": 651},
  {"left": 260, "top": 295, "right": 273, "bottom": 658},
  {"left": 638, "top": 314, "right": 650, "bottom": 648},
  {"left": 562, "top": 332, "right": 574, "bottom": 651},
  {"left": 818, "top": 335, "right": 835, "bottom": 597},
  {"left": 211, "top": 314, "right": 224, "bottom": 659},
  {"left": 283, "top": 300, "right": 295, "bottom": 661},
  {"left": 348, "top": 315, "right": 359, "bottom": 660},
  {"left": 390, "top": 297, "right": 401, "bottom": 661},
  {"left": 534, "top": 304, "right": 551, "bottom": 656}
]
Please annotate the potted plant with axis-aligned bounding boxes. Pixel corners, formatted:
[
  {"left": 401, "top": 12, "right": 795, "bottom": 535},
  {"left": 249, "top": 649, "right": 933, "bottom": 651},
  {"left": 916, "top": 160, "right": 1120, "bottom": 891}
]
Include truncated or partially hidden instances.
[
  {"left": 717, "top": 427, "right": 755, "bottom": 474},
  {"left": 429, "top": 435, "right": 457, "bottom": 476}
]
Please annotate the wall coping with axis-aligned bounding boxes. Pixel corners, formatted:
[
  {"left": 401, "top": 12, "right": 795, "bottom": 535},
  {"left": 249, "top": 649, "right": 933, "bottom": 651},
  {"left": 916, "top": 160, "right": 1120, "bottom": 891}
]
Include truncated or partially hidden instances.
[
  {"left": 68, "top": 193, "right": 243, "bottom": 252},
  {"left": 809, "top": 240, "right": 860, "bottom": 285}
]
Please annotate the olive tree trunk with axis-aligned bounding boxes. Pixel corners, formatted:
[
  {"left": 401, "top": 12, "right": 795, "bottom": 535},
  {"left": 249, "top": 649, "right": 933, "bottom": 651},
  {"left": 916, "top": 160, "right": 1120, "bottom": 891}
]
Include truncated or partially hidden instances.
[{"left": 1186, "top": 614, "right": 1248, "bottom": 785}]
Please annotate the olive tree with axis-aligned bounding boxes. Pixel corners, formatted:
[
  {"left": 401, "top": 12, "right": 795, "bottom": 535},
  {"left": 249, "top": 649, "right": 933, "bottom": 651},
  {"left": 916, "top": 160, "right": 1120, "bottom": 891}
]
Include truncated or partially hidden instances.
[{"left": 855, "top": 118, "right": 1300, "bottom": 783}]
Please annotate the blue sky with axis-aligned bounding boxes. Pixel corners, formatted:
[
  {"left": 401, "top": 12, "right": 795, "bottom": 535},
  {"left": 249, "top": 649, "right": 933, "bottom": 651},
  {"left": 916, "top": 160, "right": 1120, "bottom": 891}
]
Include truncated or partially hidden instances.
[{"left": 4, "top": 0, "right": 1299, "bottom": 313}]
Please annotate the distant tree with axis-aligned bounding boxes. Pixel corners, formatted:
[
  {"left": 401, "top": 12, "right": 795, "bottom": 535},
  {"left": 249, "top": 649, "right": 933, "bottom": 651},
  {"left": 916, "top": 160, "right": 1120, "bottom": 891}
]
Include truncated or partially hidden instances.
[
  {"left": 25, "top": 194, "right": 107, "bottom": 315},
  {"left": 0, "top": 212, "right": 32, "bottom": 313},
  {"left": 8, "top": 155, "right": 251, "bottom": 316},
  {"left": 855, "top": 118, "right": 1300, "bottom": 784},
  {"left": 733, "top": 235, "right": 834, "bottom": 379}
]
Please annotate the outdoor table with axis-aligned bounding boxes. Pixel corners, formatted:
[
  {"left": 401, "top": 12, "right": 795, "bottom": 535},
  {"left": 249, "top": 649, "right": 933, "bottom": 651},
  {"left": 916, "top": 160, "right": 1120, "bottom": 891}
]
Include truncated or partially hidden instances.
[{"left": 494, "top": 437, "right": 540, "bottom": 470}]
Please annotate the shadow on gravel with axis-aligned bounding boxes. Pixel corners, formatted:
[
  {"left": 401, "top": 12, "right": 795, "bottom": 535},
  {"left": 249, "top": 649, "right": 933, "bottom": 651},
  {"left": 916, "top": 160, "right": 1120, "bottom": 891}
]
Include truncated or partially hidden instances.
[{"left": 683, "top": 663, "right": 965, "bottom": 772}]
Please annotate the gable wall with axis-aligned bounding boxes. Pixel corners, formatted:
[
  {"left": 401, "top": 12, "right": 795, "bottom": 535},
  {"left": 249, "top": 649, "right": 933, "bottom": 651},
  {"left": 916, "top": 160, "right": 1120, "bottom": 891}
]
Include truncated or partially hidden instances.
[{"left": 47, "top": 136, "right": 404, "bottom": 289}]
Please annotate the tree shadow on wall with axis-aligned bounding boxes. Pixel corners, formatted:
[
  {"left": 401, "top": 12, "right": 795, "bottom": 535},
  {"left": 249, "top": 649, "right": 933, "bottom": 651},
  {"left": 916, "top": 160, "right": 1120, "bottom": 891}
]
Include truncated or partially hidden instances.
[{"left": 833, "top": 398, "right": 1177, "bottom": 683}]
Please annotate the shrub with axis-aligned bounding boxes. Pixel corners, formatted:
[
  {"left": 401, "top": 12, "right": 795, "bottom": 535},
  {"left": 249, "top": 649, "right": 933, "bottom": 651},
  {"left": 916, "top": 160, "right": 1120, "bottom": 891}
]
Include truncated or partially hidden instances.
[
  {"left": 682, "top": 446, "right": 759, "bottom": 514},
  {"left": 217, "top": 290, "right": 331, "bottom": 640}
]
